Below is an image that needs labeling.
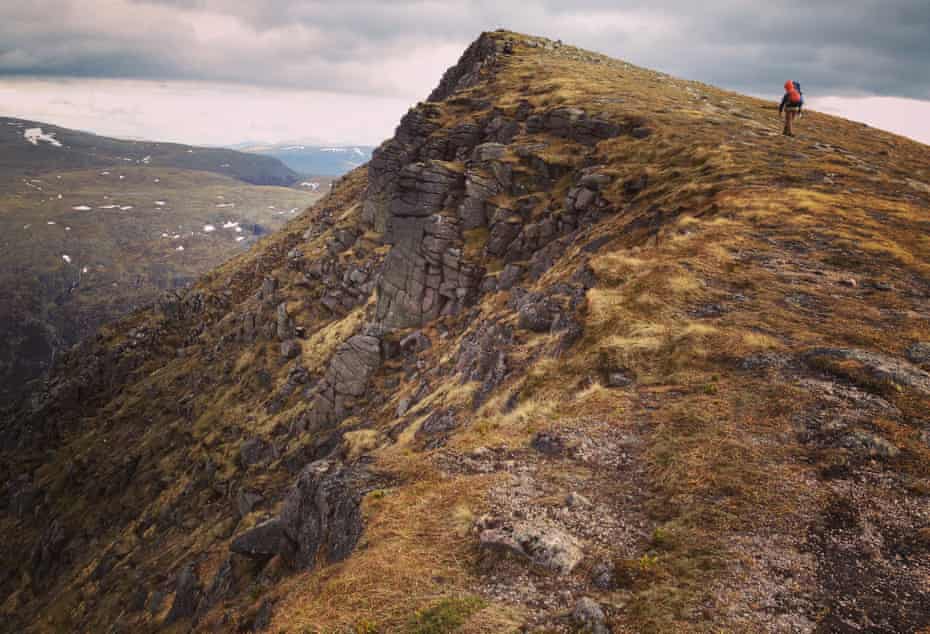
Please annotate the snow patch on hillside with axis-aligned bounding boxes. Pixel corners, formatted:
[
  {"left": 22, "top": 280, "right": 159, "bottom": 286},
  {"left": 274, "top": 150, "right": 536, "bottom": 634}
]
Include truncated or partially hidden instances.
[{"left": 24, "top": 127, "right": 62, "bottom": 147}]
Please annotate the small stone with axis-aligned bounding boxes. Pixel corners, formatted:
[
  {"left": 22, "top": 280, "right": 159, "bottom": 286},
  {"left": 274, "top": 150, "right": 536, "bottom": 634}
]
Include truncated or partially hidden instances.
[
  {"left": 236, "top": 489, "right": 263, "bottom": 517},
  {"left": 591, "top": 560, "right": 617, "bottom": 590},
  {"left": 607, "top": 372, "right": 633, "bottom": 388},
  {"left": 531, "top": 431, "right": 565, "bottom": 456},
  {"left": 470, "top": 446, "right": 492, "bottom": 460},
  {"left": 281, "top": 339, "right": 301, "bottom": 359},
  {"left": 479, "top": 522, "right": 582, "bottom": 574},
  {"left": 239, "top": 438, "right": 272, "bottom": 467},
  {"left": 253, "top": 600, "right": 273, "bottom": 631},
  {"left": 846, "top": 431, "right": 899, "bottom": 459},
  {"left": 565, "top": 492, "right": 591, "bottom": 508},
  {"left": 400, "top": 330, "right": 431, "bottom": 353},
  {"left": 572, "top": 597, "right": 608, "bottom": 634},
  {"left": 840, "top": 278, "right": 857, "bottom": 287},
  {"left": 907, "top": 342, "right": 930, "bottom": 365}
]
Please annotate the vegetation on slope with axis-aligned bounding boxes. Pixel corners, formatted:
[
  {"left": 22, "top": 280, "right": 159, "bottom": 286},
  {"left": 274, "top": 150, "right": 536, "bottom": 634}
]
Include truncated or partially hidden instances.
[{"left": 1, "top": 31, "right": 929, "bottom": 634}]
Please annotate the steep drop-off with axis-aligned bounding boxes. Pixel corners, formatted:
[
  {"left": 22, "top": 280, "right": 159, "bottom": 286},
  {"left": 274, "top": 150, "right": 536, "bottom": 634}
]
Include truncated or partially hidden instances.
[{"left": 2, "top": 31, "right": 930, "bottom": 633}]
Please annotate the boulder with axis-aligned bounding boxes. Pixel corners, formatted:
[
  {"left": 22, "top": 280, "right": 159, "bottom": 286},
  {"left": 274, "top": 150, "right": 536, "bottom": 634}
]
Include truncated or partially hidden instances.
[
  {"left": 906, "top": 342, "right": 930, "bottom": 365},
  {"left": 236, "top": 489, "right": 263, "bottom": 517},
  {"left": 29, "top": 518, "right": 68, "bottom": 584},
  {"left": 498, "top": 264, "right": 523, "bottom": 290},
  {"left": 276, "top": 303, "right": 294, "bottom": 341},
  {"left": 281, "top": 339, "right": 301, "bottom": 359},
  {"left": 277, "top": 460, "right": 375, "bottom": 569},
  {"left": 531, "top": 431, "right": 566, "bottom": 456},
  {"left": 230, "top": 518, "right": 293, "bottom": 561},
  {"left": 479, "top": 521, "right": 583, "bottom": 574},
  {"left": 572, "top": 597, "right": 608, "bottom": 634},
  {"left": 843, "top": 431, "right": 899, "bottom": 459},
  {"left": 455, "top": 321, "right": 513, "bottom": 408},
  {"left": 805, "top": 347, "right": 930, "bottom": 395},
  {"left": 400, "top": 330, "right": 432, "bottom": 354}
]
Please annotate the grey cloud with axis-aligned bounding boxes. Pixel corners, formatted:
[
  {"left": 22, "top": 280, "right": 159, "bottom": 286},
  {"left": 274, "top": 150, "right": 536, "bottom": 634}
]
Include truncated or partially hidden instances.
[{"left": 0, "top": 1, "right": 928, "bottom": 100}]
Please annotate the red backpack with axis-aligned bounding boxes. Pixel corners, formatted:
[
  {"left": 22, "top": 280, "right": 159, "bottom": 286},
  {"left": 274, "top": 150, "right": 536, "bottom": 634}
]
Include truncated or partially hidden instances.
[{"left": 788, "top": 89, "right": 802, "bottom": 104}]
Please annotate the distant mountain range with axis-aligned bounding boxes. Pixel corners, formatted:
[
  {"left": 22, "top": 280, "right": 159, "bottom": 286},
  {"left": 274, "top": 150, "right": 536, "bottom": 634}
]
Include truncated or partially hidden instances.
[
  {"left": 237, "top": 143, "right": 375, "bottom": 176},
  {"left": 1, "top": 117, "right": 300, "bottom": 186}
]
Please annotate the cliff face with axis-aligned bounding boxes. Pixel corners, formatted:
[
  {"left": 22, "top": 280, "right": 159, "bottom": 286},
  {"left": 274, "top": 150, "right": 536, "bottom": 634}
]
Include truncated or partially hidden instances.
[{"left": 3, "top": 30, "right": 930, "bottom": 633}]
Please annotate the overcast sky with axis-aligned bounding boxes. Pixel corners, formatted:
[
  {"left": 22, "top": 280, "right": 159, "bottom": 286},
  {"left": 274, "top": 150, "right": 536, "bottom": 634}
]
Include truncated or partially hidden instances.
[{"left": 0, "top": 1, "right": 928, "bottom": 146}]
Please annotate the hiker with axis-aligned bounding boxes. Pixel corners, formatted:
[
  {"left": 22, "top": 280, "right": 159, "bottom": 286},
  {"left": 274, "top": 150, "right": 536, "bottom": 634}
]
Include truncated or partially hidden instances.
[{"left": 779, "top": 80, "right": 803, "bottom": 136}]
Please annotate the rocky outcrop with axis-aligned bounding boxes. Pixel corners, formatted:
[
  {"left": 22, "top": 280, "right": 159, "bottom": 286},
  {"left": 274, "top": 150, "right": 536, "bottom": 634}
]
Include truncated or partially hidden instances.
[
  {"left": 454, "top": 321, "right": 514, "bottom": 408},
  {"left": 526, "top": 107, "right": 621, "bottom": 145},
  {"left": 304, "top": 334, "right": 382, "bottom": 431},
  {"left": 805, "top": 347, "right": 930, "bottom": 395},
  {"left": 362, "top": 104, "right": 443, "bottom": 234},
  {"left": 375, "top": 162, "right": 485, "bottom": 328},
  {"left": 230, "top": 460, "right": 375, "bottom": 570},
  {"left": 428, "top": 31, "right": 511, "bottom": 102}
]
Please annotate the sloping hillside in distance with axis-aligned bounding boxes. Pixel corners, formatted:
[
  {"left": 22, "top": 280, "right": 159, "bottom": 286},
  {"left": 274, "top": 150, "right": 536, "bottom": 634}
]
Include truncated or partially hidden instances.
[
  {"left": 1, "top": 117, "right": 300, "bottom": 186},
  {"left": 0, "top": 120, "right": 318, "bottom": 403},
  {"left": 2, "top": 31, "right": 929, "bottom": 633}
]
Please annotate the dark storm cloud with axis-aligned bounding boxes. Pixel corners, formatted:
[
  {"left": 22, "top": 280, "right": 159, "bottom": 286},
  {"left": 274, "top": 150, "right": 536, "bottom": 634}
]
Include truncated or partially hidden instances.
[{"left": 1, "top": 1, "right": 928, "bottom": 100}]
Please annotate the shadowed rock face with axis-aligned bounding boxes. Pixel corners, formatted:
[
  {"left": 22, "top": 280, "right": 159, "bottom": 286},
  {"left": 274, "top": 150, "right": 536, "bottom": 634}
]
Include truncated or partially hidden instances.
[{"left": 231, "top": 460, "right": 375, "bottom": 570}]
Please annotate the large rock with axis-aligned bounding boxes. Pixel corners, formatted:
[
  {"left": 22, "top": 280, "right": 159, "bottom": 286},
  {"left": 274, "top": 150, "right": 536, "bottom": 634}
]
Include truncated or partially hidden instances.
[
  {"left": 230, "top": 518, "right": 294, "bottom": 560},
  {"left": 907, "top": 342, "right": 930, "bottom": 366},
  {"left": 303, "top": 334, "right": 383, "bottom": 432},
  {"left": 278, "top": 460, "right": 374, "bottom": 569},
  {"left": 573, "top": 597, "right": 609, "bottom": 634},
  {"left": 805, "top": 347, "right": 930, "bottom": 395},
  {"left": 526, "top": 107, "right": 621, "bottom": 145},
  {"left": 459, "top": 169, "right": 500, "bottom": 229},
  {"left": 479, "top": 521, "right": 583, "bottom": 574},
  {"left": 428, "top": 32, "right": 509, "bottom": 102},
  {"left": 230, "top": 461, "right": 375, "bottom": 571},
  {"left": 455, "top": 321, "right": 513, "bottom": 408}
]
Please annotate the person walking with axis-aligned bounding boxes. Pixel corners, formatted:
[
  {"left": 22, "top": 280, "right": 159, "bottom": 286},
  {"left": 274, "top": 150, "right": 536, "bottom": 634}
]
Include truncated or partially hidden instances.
[{"left": 779, "top": 80, "right": 804, "bottom": 136}]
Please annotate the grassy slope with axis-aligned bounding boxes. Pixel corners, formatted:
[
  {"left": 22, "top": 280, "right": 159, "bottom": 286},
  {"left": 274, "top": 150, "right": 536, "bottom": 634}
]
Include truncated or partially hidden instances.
[{"left": 2, "top": 31, "right": 929, "bottom": 633}]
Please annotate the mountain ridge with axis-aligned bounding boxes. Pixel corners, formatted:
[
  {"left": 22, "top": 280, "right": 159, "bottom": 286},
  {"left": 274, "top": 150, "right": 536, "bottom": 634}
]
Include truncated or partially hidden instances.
[
  {"left": 1, "top": 116, "right": 300, "bottom": 186},
  {"left": 2, "top": 30, "right": 930, "bottom": 633}
]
